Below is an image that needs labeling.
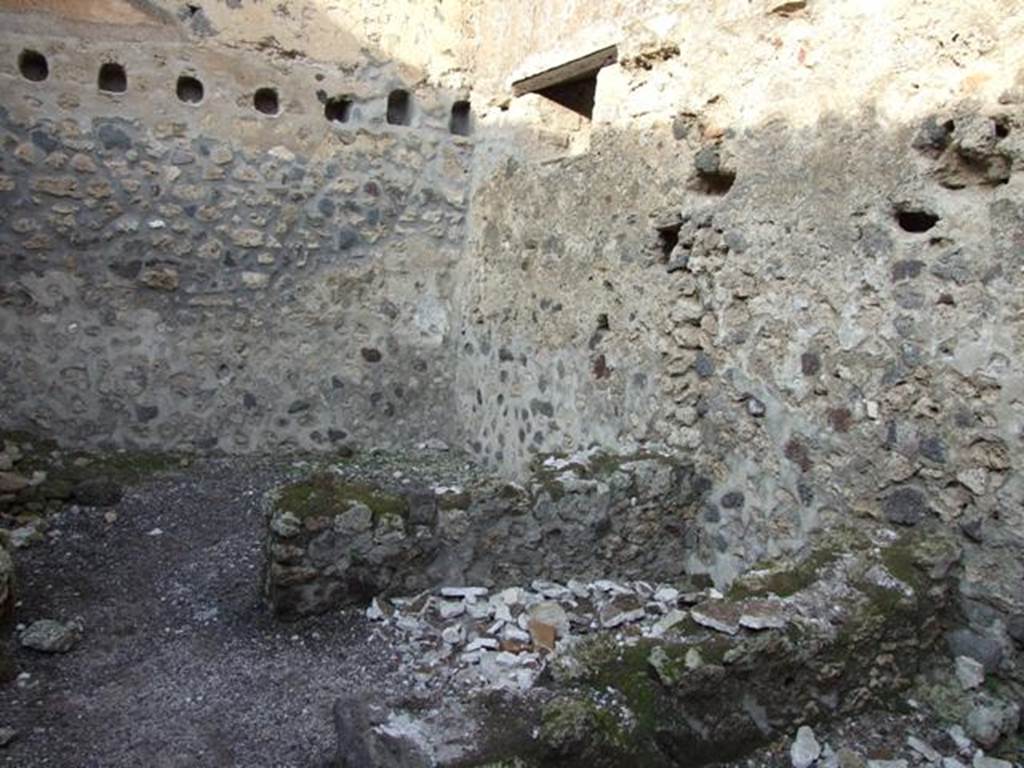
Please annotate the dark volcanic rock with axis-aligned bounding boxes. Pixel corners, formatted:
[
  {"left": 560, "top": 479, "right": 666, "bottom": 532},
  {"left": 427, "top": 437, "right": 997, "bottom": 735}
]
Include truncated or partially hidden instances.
[
  {"left": 883, "top": 487, "right": 931, "bottom": 526},
  {"left": 72, "top": 478, "right": 124, "bottom": 507}
]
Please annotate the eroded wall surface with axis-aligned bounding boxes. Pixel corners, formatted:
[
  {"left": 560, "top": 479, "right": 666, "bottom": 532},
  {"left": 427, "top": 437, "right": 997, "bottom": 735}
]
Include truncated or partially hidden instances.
[
  {"left": 455, "top": 0, "right": 1024, "bottom": 634},
  {"left": 0, "top": 5, "right": 473, "bottom": 451}
]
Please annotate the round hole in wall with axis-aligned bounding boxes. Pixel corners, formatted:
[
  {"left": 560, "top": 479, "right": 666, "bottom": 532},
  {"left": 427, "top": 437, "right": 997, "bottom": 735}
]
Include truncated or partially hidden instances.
[
  {"left": 98, "top": 62, "right": 127, "bottom": 93},
  {"left": 176, "top": 75, "right": 204, "bottom": 104},
  {"left": 18, "top": 49, "right": 49, "bottom": 82},
  {"left": 896, "top": 209, "right": 939, "bottom": 233},
  {"left": 324, "top": 96, "right": 352, "bottom": 123},
  {"left": 254, "top": 87, "right": 279, "bottom": 115}
]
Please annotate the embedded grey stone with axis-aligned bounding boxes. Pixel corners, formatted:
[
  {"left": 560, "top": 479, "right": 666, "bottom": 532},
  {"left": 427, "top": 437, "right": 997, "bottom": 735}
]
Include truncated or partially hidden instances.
[
  {"left": 882, "top": 487, "right": 931, "bottom": 526},
  {"left": 790, "top": 725, "right": 821, "bottom": 768},
  {"left": 946, "top": 629, "right": 1003, "bottom": 673},
  {"left": 0, "top": 473, "right": 29, "bottom": 494},
  {"left": 919, "top": 436, "right": 947, "bottom": 463},
  {"left": 694, "top": 147, "right": 722, "bottom": 175},
  {"left": 270, "top": 511, "right": 302, "bottom": 538},
  {"left": 21, "top": 619, "right": 82, "bottom": 653},
  {"left": 912, "top": 115, "right": 954, "bottom": 154},
  {"left": 1007, "top": 614, "right": 1024, "bottom": 646},
  {"left": 721, "top": 491, "right": 745, "bottom": 509},
  {"left": 96, "top": 123, "right": 132, "bottom": 150},
  {"left": 966, "top": 697, "right": 1020, "bottom": 750},
  {"left": 406, "top": 491, "right": 438, "bottom": 527},
  {"left": 955, "top": 655, "right": 985, "bottom": 690},
  {"left": 694, "top": 352, "right": 715, "bottom": 379},
  {"left": 972, "top": 755, "right": 1013, "bottom": 768},
  {"left": 335, "top": 502, "right": 373, "bottom": 535}
]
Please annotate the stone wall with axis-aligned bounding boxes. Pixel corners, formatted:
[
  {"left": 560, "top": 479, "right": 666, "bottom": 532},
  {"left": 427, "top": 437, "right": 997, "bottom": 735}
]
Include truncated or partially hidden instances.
[
  {"left": 0, "top": 12, "right": 474, "bottom": 452},
  {"left": 0, "top": 0, "right": 469, "bottom": 81},
  {"left": 452, "top": 0, "right": 1024, "bottom": 688},
  {"left": 456, "top": 0, "right": 1024, "bottom": 578},
  {"left": 263, "top": 448, "right": 706, "bottom": 620}
]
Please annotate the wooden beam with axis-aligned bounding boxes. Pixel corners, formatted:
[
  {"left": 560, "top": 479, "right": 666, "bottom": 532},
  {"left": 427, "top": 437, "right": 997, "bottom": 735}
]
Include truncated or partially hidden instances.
[{"left": 512, "top": 46, "right": 618, "bottom": 97}]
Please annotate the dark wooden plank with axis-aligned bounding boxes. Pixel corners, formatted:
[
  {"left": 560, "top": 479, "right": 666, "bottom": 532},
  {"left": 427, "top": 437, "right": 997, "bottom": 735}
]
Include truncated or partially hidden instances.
[{"left": 512, "top": 45, "right": 618, "bottom": 96}]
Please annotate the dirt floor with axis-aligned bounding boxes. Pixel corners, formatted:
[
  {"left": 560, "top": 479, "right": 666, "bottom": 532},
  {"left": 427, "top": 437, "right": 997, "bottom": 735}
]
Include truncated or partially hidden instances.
[
  {"left": 0, "top": 456, "right": 1014, "bottom": 768},
  {"left": 0, "top": 457, "right": 417, "bottom": 768}
]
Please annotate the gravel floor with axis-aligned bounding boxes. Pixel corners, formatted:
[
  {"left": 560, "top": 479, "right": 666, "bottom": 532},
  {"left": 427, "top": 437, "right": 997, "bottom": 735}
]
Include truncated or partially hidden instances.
[{"left": 0, "top": 457, "right": 415, "bottom": 768}]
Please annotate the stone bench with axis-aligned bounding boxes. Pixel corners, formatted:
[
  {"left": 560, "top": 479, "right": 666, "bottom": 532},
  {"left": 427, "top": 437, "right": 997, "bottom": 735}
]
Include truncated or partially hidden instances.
[{"left": 262, "top": 448, "right": 707, "bottom": 620}]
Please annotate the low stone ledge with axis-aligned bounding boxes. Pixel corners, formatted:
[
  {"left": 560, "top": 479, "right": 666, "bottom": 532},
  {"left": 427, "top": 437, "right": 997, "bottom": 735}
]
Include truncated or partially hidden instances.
[
  {"left": 0, "top": 430, "right": 187, "bottom": 550},
  {"left": 262, "top": 448, "right": 707, "bottom": 620},
  {"left": 328, "top": 522, "right": 961, "bottom": 767}
]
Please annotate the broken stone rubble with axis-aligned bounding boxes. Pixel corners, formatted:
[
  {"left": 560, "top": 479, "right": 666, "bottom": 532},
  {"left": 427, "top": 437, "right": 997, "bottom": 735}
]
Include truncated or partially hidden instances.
[
  {"left": 363, "top": 575, "right": 712, "bottom": 693},
  {"left": 781, "top": 716, "right": 1019, "bottom": 768},
  {"left": 334, "top": 521, "right": 976, "bottom": 766}
]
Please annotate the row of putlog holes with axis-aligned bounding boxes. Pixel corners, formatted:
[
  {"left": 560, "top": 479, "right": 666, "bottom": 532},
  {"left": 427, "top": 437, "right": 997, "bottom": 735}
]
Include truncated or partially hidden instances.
[{"left": 16, "top": 49, "right": 474, "bottom": 136}]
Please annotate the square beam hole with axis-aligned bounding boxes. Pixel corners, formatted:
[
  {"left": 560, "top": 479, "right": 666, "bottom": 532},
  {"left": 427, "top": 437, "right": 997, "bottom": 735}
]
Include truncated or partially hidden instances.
[{"left": 512, "top": 45, "right": 617, "bottom": 122}]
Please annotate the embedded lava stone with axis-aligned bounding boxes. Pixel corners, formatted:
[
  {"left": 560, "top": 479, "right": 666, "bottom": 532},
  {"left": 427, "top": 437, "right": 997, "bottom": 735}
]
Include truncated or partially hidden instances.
[
  {"left": 883, "top": 487, "right": 931, "bottom": 526},
  {"left": 720, "top": 491, "right": 745, "bottom": 510}
]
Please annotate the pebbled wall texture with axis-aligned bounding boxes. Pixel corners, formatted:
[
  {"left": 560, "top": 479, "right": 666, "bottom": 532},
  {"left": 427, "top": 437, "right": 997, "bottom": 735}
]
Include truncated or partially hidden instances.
[
  {"left": 451, "top": 0, "right": 1024, "bottom": 683},
  {"left": 3, "top": 0, "right": 1024, "bottom": 682},
  {"left": 0, "top": 1, "right": 473, "bottom": 452}
]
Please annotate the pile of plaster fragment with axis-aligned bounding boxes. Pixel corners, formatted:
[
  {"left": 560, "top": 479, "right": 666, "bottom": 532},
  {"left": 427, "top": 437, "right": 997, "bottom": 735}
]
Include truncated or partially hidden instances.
[{"left": 364, "top": 576, "right": 787, "bottom": 692}]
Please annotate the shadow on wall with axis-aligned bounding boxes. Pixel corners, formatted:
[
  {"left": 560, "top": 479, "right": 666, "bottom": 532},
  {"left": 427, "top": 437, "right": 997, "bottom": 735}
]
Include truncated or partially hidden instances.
[{"left": 0, "top": 0, "right": 625, "bottom": 460}]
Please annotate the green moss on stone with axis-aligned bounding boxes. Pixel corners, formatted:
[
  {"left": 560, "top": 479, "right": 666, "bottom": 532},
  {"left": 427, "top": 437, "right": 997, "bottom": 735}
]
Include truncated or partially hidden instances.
[
  {"left": 913, "top": 672, "right": 973, "bottom": 723},
  {"left": 562, "top": 636, "right": 695, "bottom": 750},
  {"left": 0, "top": 430, "right": 183, "bottom": 487},
  {"left": 533, "top": 473, "right": 567, "bottom": 503},
  {"left": 77, "top": 451, "right": 183, "bottom": 483},
  {"left": 727, "top": 545, "right": 842, "bottom": 600},
  {"left": 540, "top": 696, "right": 631, "bottom": 756},
  {"left": 439, "top": 491, "right": 473, "bottom": 510},
  {"left": 277, "top": 473, "right": 408, "bottom": 521}
]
